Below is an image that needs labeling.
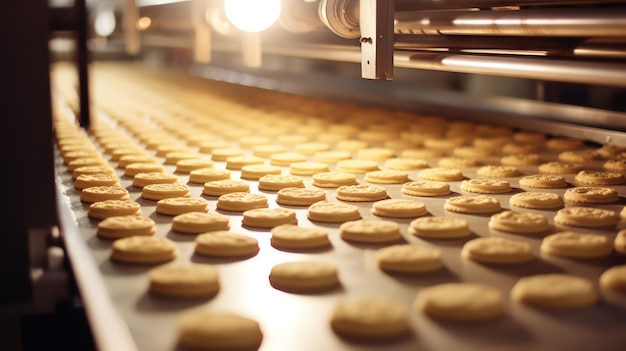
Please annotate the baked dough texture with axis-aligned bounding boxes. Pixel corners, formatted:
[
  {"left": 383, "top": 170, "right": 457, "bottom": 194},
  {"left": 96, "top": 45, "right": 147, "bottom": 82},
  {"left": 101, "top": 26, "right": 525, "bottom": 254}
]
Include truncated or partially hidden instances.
[{"left": 415, "top": 283, "right": 504, "bottom": 321}]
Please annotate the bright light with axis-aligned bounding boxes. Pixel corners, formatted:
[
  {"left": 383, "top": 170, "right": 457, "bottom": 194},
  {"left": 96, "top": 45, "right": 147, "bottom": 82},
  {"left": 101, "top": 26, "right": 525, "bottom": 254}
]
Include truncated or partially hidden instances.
[
  {"left": 224, "top": 0, "right": 281, "bottom": 32},
  {"left": 94, "top": 4, "right": 116, "bottom": 37}
]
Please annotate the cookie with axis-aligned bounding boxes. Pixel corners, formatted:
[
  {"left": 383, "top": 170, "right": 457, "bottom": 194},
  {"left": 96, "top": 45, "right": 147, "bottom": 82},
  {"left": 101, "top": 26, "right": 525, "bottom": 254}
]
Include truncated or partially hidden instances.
[
  {"left": 142, "top": 183, "right": 191, "bottom": 200},
  {"left": 240, "top": 165, "right": 282, "bottom": 180},
  {"left": 289, "top": 161, "right": 330, "bottom": 176},
  {"left": 337, "top": 159, "right": 379, "bottom": 174},
  {"left": 616, "top": 229, "right": 626, "bottom": 254},
  {"left": 462, "top": 237, "right": 533, "bottom": 264},
  {"left": 336, "top": 184, "right": 388, "bottom": 202},
  {"left": 599, "top": 265, "right": 626, "bottom": 298},
  {"left": 270, "top": 224, "right": 330, "bottom": 251},
  {"left": 188, "top": 168, "right": 231, "bottom": 184},
  {"left": 554, "top": 207, "right": 619, "bottom": 228},
  {"left": 438, "top": 157, "right": 481, "bottom": 169},
  {"left": 401, "top": 180, "right": 451, "bottom": 197},
  {"left": 444, "top": 195, "right": 501, "bottom": 214},
  {"left": 538, "top": 161, "right": 583, "bottom": 174},
  {"left": 80, "top": 186, "right": 129, "bottom": 203},
  {"left": 276, "top": 187, "right": 326, "bottom": 206},
  {"left": 336, "top": 140, "right": 369, "bottom": 152},
  {"left": 371, "top": 198, "right": 427, "bottom": 218},
  {"left": 307, "top": 201, "right": 361, "bottom": 223},
  {"left": 269, "top": 261, "right": 340, "bottom": 293},
  {"left": 175, "top": 159, "right": 214, "bottom": 173},
  {"left": 270, "top": 152, "right": 307, "bottom": 166},
  {"left": 74, "top": 173, "right": 120, "bottom": 190},
  {"left": 225, "top": 155, "right": 265, "bottom": 170},
  {"left": 97, "top": 215, "right": 156, "bottom": 239},
  {"left": 87, "top": 199, "right": 142, "bottom": 219},
  {"left": 330, "top": 298, "right": 411, "bottom": 341},
  {"left": 294, "top": 142, "right": 330, "bottom": 155},
  {"left": 149, "top": 264, "right": 220, "bottom": 297},
  {"left": 603, "top": 159, "right": 626, "bottom": 172},
  {"left": 376, "top": 244, "right": 443, "bottom": 274},
  {"left": 574, "top": 170, "right": 626, "bottom": 185},
  {"left": 502, "top": 142, "right": 538, "bottom": 155},
  {"left": 313, "top": 150, "right": 352, "bottom": 164},
  {"left": 488, "top": 211, "right": 550, "bottom": 234},
  {"left": 172, "top": 212, "right": 230, "bottom": 234},
  {"left": 518, "top": 174, "right": 568, "bottom": 188},
  {"left": 216, "top": 192, "right": 268, "bottom": 212},
  {"left": 460, "top": 179, "right": 512, "bottom": 194},
  {"left": 364, "top": 170, "right": 410, "bottom": 184},
  {"left": 418, "top": 167, "right": 464, "bottom": 182},
  {"left": 198, "top": 140, "right": 229, "bottom": 153},
  {"left": 384, "top": 158, "right": 429, "bottom": 171},
  {"left": 195, "top": 231, "right": 259, "bottom": 257},
  {"left": 401, "top": 148, "right": 442, "bottom": 159},
  {"left": 132, "top": 172, "right": 179, "bottom": 188},
  {"left": 72, "top": 165, "right": 116, "bottom": 180},
  {"left": 409, "top": 216, "right": 471, "bottom": 239},
  {"left": 124, "top": 163, "right": 166, "bottom": 177},
  {"left": 540, "top": 231, "right": 612, "bottom": 258},
  {"left": 500, "top": 154, "right": 541, "bottom": 166},
  {"left": 211, "top": 148, "right": 244, "bottom": 162},
  {"left": 558, "top": 149, "right": 597, "bottom": 163},
  {"left": 242, "top": 208, "right": 297, "bottom": 228},
  {"left": 311, "top": 171, "right": 357, "bottom": 188},
  {"left": 156, "top": 197, "right": 209, "bottom": 216},
  {"left": 252, "top": 144, "right": 287, "bottom": 158},
  {"left": 203, "top": 179, "right": 250, "bottom": 196},
  {"left": 258, "top": 175, "right": 304, "bottom": 191},
  {"left": 476, "top": 165, "right": 521, "bottom": 178},
  {"left": 339, "top": 219, "right": 401, "bottom": 243},
  {"left": 563, "top": 186, "right": 619, "bottom": 204},
  {"left": 356, "top": 147, "right": 396, "bottom": 161},
  {"left": 452, "top": 146, "right": 491, "bottom": 159},
  {"left": 177, "top": 311, "right": 263, "bottom": 351},
  {"left": 67, "top": 157, "right": 106, "bottom": 171},
  {"left": 414, "top": 283, "right": 504, "bottom": 321},
  {"left": 509, "top": 192, "right": 564, "bottom": 209},
  {"left": 111, "top": 236, "right": 178, "bottom": 264},
  {"left": 511, "top": 274, "right": 597, "bottom": 309},
  {"left": 424, "top": 137, "right": 466, "bottom": 151}
]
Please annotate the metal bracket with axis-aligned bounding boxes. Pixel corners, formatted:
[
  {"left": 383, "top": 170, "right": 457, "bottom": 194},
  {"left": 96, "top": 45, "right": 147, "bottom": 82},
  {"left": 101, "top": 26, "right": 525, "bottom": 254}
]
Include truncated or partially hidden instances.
[{"left": 360, "top": 0, "right": 394, "bottom": 80}]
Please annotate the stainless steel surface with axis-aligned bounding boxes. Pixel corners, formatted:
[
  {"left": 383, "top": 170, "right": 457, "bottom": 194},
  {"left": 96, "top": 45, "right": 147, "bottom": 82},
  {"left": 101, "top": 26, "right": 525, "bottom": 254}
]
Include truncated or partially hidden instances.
[{"left": 359, "top": 0, "right": 394, "bottom": 79}]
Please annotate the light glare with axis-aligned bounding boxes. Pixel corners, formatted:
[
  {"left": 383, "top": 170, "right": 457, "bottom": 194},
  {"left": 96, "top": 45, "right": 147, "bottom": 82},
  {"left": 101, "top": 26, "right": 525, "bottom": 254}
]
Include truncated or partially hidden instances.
[{"left": 224, "top": 0, "right": 281, "bottom": 32}]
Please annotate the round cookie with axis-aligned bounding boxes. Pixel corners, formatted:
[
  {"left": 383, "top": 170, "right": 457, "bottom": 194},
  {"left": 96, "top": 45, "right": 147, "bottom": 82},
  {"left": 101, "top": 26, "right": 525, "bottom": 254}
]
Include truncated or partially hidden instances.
[
  {"left": 216, "top": 192, "right": 268, "bottom": 212},
  {"left": 558, "top": 149, "right": 598, "bottom": 163},
  {"left": 337, "top": 159, "right": 379, "bottom": 174},
  {"left": 511, "top": 274, "right": 597, "bottom": 309},
  {"left": 242, "top": 208, "right": 297, "bottom": 228},
  {"left": 509, "top": 192, "right": 564, "bottom": 210},
  {"left": 172, "top": 212, "right": 230, "bottom": 234},
  {"left": 307, "top": 201, "right": 361, "bottom": 223},
  {"left": 142, "top": 183, "right": 191, "bottom": 201},
  {"left": 258, "top": 175, "right": 305, "bottom": 191},
  {"left": 111, "top": 236, "right": 178, "bottom": 264},
  {"left": 538, "top": 161, "right": 583, "bottom": 174},
  {"left": 575, "top": 170, "right": 625, "bottom": 185},
  {"left": 418, "top": 167, "right": 464, "bottom": 182},
  {"left": 203, "top": 179, "right": 250, "bottom": 196},
  {"left": 438, "top": 157, "right": 481, "bottom": 169},
  {"left": 211, "top": 148, "right": 244, "bottom": 162},
  {"left": 460, "top": 179, "right": 512, "bottom": 194},
  {"left": 240, "top": 164, "right": 282, "bottom": 180},
  {"left": 616, "top": 229, "right": 626, "bottom": 254},
  {"left": 72, "top": 165, "right": 116, "bottom": 180},
  {"left": 195, "top": 231, "right": 259, "bottom": 257},
  {"left": 519, "top": 174, "right": 568, "bottom": 189},
  {"left": 87, "top": 199, "right": 141, "bottom": 219},
  {"left": 339, "top": 219, "right": 401, "bottom": 244},
  {"left": 476, "top": 165, "right": 521, "bottom": 178},
  {"left": 444, "top": 195, "right": 501, "bottom": 214},
  {"left": 501, "top": 154, "right": 541, "bottom": 166},
  {"left": 488, "top": 211, "right": 550, "bottom": 234},
  {"left": 371, "top": 198, "right": 428, "bottom": 218},
  {"left": 330, "top": 298, "right": 411, "bottom": 341},
  {"left": 80, "top": 186, "right": 129, "bottom": 203},
  {"left": 132, "top": 172, "right": 179, "bottom": 188},
  {"left": 177, "top": 311, "right": 263, "bottom": 351},
  {"left": 414, "top": 283, "right": 504, "bottom": 321},
  {"left": 149, "top": 264, "right": 220, "bottom": 297},
  {"left": 313, "top": 150, "right": 351, "bottom": 164},
  {"left": 356, "top": 147, "right": 396, "bottom": 161},
  {"left": 269, "top": 261, "right": 340, "bottom": 293},
  {"left": 289, "top": 161, "right": 330, "bottom": 176},
  {"left": 270, "top": 152, "right": 307, "bottom": 166},
  {"left": 117, "top": 155, "right": 157, "bottom": 169},
  {"left": 384, "top": 158, "right": 429, "bottom": 171},
  {"left": 156, "top": 197, "right": 209, "bottom": 216},
  {"left": 74, "top": 174, "right": 120, "bottom": 190},
  {"left": 364, "top": 170, "right": 410, "bottom": 184},
  {"left": 554, "top": 207, "right": 619, "bottom": 228},
  {"left": 311, "top": 171, "right": 357, "bottom": 188},
  {"left": 409, "top": 216, "right": 471, "bottom": 239},
  {"left": 599, "top": 265, "right": 626, "bottom": 306},
  {"left": 376, "top": 244, "right": 443, "bottom": 274},
  {"left": 540, "top": 231, "right": 613, "bottom": 258},
  {"left": 97, "top": 215, "right": 156, "bottom": 239},
  {"left": 225, "top": 155, "right": 265, "bottom": 170},
  {"left": 603, "top": 159, "right": 626, "bottom": 172},
  {"left": 276, "top": 187, "right": 326, "bottom": 206},
  {"left": 336, "top": 184, "right": 388, "bottom": 202},
  {"left": 188, "top": 168, "right": 230, "bottom": 184},
  {"left": 175, "top": 159, "right": 214, "bottom": 174},
  {"left": 461, "top": 237, "right": 534, "bottom": 264},
  {"left": 563, "top": 186, "right": 619, "bottom": 204},
  {"left": 270, "top": 224, "right": 330, "bottom": 251},
  {"left": 124, "top": 163, "right": 166, "bottom": 177},
  {"left": 401, "top": 180, "right": 451, "bottom": 197}
]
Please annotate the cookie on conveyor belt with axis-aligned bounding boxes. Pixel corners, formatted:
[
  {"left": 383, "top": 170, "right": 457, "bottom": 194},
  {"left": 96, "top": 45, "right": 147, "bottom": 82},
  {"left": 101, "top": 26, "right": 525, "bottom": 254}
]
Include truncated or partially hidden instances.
[
  {"left": 276, "top": 187, "right": 326, "bottom": 206},
  {"left": 384, "top": 157, "right": 429, "bottom": 171},
  {"left": 177, "top": 311, "right": 263, "bottom": 351},
  {"left": 509, "top": 192, "right": 564, "bottom": 210},
  {"left": 511, "top": 274, "right": 597, "bottom": 309},
  {"left": 97, "top": 215, "right": 156, "bottom": 239},
  {"left": 269, "top": 261, "right": 340, "bottom": 293},
  {"left": 211, "top": 148, "right": 243, "bottom": 162},
  {"left": 87, "top": 199, "right": 141, "bottom": 219},
  {"left": 67, "top": 157, "right": 106, "bottom": 171},
  {"left": 563, "top": 186, "right": 619, "bottom": 204},
  {"left": 376, "top": 244, "right": 443, "bottom": 274},
  {"left": 409, "top": 216, "right": 471, "bottom": 239},
  {"left": 195, "top": 231, "right": 259, "bottom": 258},
  {"left": 142, "top": 183, "right": 191, "bottom": 200},
  {"left": 444, "top": 195, "right": 501, "bottom": 214},
  {"left": 149, "top": 264, "right": 220, "bottom": 298},
  {"left": 111, "top": 236, "right": 178, "bottom": 264},
  {"left": 175, "top": 159, "right": 214, "bottom": 174},
  {"left": 240, "top": 164, "right": 282, "bottom": 180},
  {"left": 414, "top": 283, "right": 504, "bottom": 321},
  {"left": 575, "top": 170, "right": 626, "bottom": 185},
  {"left": 117, "top": 155, "right": 157, "bottom": 169},
  {"left": 558, "top": 149, "right": 598, "bottom": 163},
  {"left": 311, "top": 171, "right": 357, "bottom": 188},
  {"left": 80, "top": 185, "right": 129, "bottom": 203},
  {"left": 313, "top": 150, "right": 351, "bottom": 164},
  {"left": 461, "top": 237, "right": 534, "bottom": 264},
  {"left": 554, "top": 207, "right": 619, "bottom": 228},
  {"left": 488, "top": 211, "right": 550, "bottom": 234},
  {"left": 188, "top": 168, "right": 230, "bottom": 184},
  {"left": 518, "top": 174, "right": 568, "bottom": 189},
  {"left": 540, "top": 231, "right": 613, "bottom": 258},
  {"left": 371, "top": 198, "right": 428, "bottom": 218},
  {"left": 156, "top": 197, "right": 209, "bottom": 216},
  {"left": 307, "top": 201, "right": 361, "bottom": 223},
  {"left": 226, "top": 155, "right": 265, "bottom": 170},
  {"left": 270, "top": 224, "right": 330, "bottom": 251},
  {"left": 132, "top": 172, "right": 179, "bottom": 188},
  {"left": 401, "top": 180, "right": 451, "bottom": 197},
  {"left": 270, "top": 152, "right": 307, "bottom": 166},
  {"left": 172, "top": 212, "right": 230, "bottom": 234},
  {"left": 500, "top": 153, "right": 541, "bottom": 166},
  {"left": 599, "top": 265, "right": 626, "bottom": 308},
  {"left": 242, "top": 208, "right": 297, "bottom": 228},
  {"left": 216, "top": 192, "right": 268, "bottom": 212},
  {"left": 476, "top": 165, "right": 521, "bottom": 178},
  {"left": 460, "top": 178, "right": 512, "bottom": 194},
  {"left": 616, "top": 229, "right": 626, "bottom": 254},
  {"left": 74, "top": 173, "right": 120, "bottom": 190},
  {"left": 124, "top": 162, "right": 165, "bottom": 177},
  {"left": 336, "top": 159, "right": 379, "bottom": 174},
  {"left": 258, "top": 174, "right": 305, "bottom": 191},
  {"left": 418, "top": 167, "right": 464, "bottom": 182},
  {"left": 538, "top": 161, "right": 583, "bottom": 174},
  {"left": 357, "top": 147, "right": 396, "bottom": 161},
  {"left": 336, "top": 184, "right": 388, "bottom": 202},
  {"left": 340, "top": 219, "right": 402, "bottom": 244},
  {"left": 289, "top": 161, "right": 330, "bottom": 176},
  {"left": 364, "top": 170, "right": 410, "bottom": 184},
  {"left": 330, "top": 298, "right": 411, "bottom": 341},
  {"left": 202, "top": 179, "right": 249, "bottom": 196},
  {"left": 603, "top": 159, "right": 626, "bottom": 172}
]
